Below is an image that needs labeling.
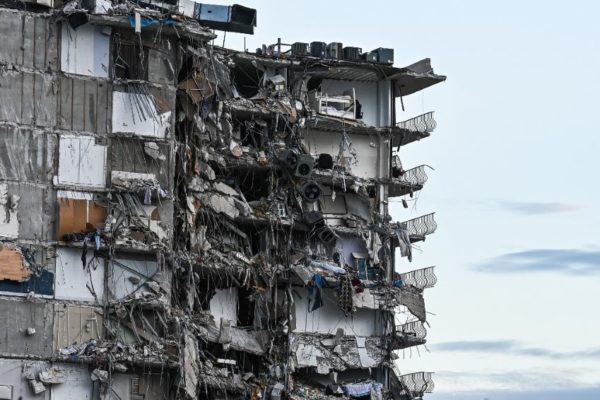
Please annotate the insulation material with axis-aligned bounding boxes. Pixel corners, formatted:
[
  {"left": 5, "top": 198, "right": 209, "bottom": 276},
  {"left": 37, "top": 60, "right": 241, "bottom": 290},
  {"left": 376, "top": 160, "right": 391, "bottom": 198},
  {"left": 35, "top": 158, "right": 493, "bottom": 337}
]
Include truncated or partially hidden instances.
[
  {"left": 53, "top": 305, "right": 104, "bottom": 351},
  {"left": 108, "top": 257, "right": 159, "bottom": 300},
  {"left": 0, "top": 245, "right": 31, "bottom": 282},
  {"left": 0, "top": 245, "right": 54, "bottom": 297},
  {"left": 57, "top": 191, "right": 106, "bottom": 240},
  {"left": 57, "top": 136, "right": 107, "bottom": 188},
  {"left": 209, "top": 287, "right": 238, "bottom": 326},
  {"left": 55, "top": 247, "right": 105, "bottom": 302},
  {"left": 60, "top": 23, "right": 110, "bottom": 78},
  {"left": 112, "top": 91, "right": 171, "bottom": 138}
]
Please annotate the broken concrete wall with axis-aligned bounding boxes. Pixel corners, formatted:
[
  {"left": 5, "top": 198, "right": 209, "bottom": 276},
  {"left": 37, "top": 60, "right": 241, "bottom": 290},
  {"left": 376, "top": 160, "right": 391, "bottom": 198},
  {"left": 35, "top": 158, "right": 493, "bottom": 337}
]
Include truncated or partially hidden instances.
[
  {"left": 53, "top": 304, "right": 104, "bottom": 351},
  {"left": 0, "top": 9, "right": 58, "bottom": 71},
  {"left": 292, "top": 289, "right": 384, "bottom": 337},
  {"left": 57, "top": 76, "right": 112, "bottom": 134},
  {"left": 304, "top": 130, "right": 380, "bottom": 179},
  {"left": 0, "top": 298, "right": 54, "bottom": 357},
  {"left": 109, "top": 137, "right": 173, "bottom": 192},
  {"left": 0, "top": 71, "right": 58, "bottom": 127},
  {"left": 209, "top": 287, "right": 238, "bottom": 326},
  {"left": 0, "top": 358, "right": 51, "bottom": 400},
  {"left": 49, "top": 363, "right": 92, "bottom": 400},
  {"left": 0, "top": 182, "right": 54, "bottom": 241},
  {"left": 0, "top": 126, "right": 56, "bottom": 184},
  {"left": 110, "top": 372, "right": 171, "bottom": 400}
]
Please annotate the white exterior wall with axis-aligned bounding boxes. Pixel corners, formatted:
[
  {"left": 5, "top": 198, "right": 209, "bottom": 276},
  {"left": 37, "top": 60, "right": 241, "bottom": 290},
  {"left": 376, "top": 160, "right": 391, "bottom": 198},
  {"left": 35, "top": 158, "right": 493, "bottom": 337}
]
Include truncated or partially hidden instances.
[
  {"left": 0, "top": 359, "right": 51, "bottom": 400},
  {"left": 50, "top": 363, "right": 92, "bottom": 400},
  {"left": 209, "top": 287, "right": 238, "bottom": 326},
  {"left": 60, "top": 23, "right": 110, "bottom": 78},
  {"left": 55, "top": 248, "right": 105, "bottom": 303},
  {"left": 320, "top": 79, "right": 392, "bottom": 127},
  {"left": 57, "top": 135, "right": 107, "bottom": 188},
  {"left": 293, "top": 288, "right": 382, "bottom": 336}
]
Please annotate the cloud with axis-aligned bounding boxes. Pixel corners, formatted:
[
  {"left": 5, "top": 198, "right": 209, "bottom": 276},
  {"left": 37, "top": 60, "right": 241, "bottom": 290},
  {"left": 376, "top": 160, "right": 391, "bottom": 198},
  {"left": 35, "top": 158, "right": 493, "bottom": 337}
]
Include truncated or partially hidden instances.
[
  {"left": 474, "top": 248, "right": 600, "bottom": 274},
  {"left": 432, "top": 340, "right": 600, "bottom": 360},
  {"left": 429, "top": 386, "right": 600, "bottom": 400},
  {"left": 499, "top": 201, "right": 581, "bottom": 215}
]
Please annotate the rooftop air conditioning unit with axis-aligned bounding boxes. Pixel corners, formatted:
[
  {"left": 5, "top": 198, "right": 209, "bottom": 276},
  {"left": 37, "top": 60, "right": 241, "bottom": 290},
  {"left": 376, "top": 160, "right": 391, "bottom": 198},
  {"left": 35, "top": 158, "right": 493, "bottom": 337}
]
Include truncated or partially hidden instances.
[
  {"left": 310, "top": 42, "right": 327, "bottom": 58},
  {"left": 292, "top": 42, "right": 309, "bottom": 56},
  {"left": 326, "top": 42, "right": 343, "bottom": 59},
  {"left": 343, "top": 46, "right": 362, "bottom": 61}
]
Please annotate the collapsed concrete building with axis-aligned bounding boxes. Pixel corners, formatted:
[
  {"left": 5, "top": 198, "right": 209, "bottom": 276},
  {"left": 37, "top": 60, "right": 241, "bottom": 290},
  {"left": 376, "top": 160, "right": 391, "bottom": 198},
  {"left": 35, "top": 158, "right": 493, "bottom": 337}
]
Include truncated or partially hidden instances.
[{"left": 0, "top": 0, "right": 445, "bottom": 399}]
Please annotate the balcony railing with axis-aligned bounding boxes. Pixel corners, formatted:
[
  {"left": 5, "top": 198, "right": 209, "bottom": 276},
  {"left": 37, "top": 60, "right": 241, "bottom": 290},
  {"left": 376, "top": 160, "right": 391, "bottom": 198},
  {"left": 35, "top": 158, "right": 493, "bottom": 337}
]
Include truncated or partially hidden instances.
[
  {"left": 397, "top": 112, "right": 437, "bottom": 133},
  {"left": 393, "top": 369, "right": 435, "bottom": 398},
  {"left": 398, "top": 266, "right": 437, "bottom": 290},
  {"left": 398, "top": 213, "right": 437, "bottom": 238},
  {"left": 398, "top": 165, "right": 429, "bottom": 187},
  {"left": 396, "top": 320, "right": 427, "bottom": 340}
]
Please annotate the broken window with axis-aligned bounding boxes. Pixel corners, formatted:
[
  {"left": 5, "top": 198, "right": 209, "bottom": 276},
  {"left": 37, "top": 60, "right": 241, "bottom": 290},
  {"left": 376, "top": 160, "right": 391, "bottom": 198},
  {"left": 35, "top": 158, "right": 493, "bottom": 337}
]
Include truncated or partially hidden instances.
[{"left": 112, "top": 29, "right": 149, "bottom": 80}]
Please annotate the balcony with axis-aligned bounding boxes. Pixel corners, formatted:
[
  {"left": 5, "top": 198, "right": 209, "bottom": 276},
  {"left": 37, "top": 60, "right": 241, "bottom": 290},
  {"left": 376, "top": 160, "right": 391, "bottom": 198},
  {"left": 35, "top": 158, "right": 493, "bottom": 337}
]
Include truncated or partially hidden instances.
[
  {"left": 392, "top": 369, "right": 435, "bottom": 399},
  {"left": 389, "top": 164, "right": 429, "bottom": 197},
  {"left": 393, "top": 111, "right": 437, "bottom": 146},
  {"left": 394, "top": 321, "right": 427, "bottom": 349},
  {"left": 398, "top": 266, "right": 437, "bottom": 290},
  {"left": 397, "top": 212, "right": 437, "bottom": 243}
]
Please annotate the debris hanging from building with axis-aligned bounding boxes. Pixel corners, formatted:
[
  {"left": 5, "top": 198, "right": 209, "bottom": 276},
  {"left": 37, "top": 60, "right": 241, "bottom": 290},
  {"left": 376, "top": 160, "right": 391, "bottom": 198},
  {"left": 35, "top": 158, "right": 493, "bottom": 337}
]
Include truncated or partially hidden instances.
[{"left": 0, "top": 0, "right": 445, "bottom": 398}]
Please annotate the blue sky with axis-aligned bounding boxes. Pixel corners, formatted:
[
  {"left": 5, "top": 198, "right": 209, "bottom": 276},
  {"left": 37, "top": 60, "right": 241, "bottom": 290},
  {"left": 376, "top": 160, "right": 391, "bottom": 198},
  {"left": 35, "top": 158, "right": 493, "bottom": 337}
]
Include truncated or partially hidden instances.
[{"left": 210, "top": 1, "right": 600, "bottom": 398}]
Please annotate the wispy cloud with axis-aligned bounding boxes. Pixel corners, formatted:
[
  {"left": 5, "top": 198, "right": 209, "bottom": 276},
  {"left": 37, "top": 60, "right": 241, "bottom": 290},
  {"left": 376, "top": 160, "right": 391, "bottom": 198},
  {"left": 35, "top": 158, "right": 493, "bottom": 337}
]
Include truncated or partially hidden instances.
[
  {"left": 475, "top": 248, "right": 600, "bottom": 274},
  {"left": 429, "top": 386, "right": 600, "bottom": 400},
  {"left": 499, "top": 201, "right": 580, "bottom": 215},
  {"left": 432, "top": 340, "right": 600, "bottom": 360}
]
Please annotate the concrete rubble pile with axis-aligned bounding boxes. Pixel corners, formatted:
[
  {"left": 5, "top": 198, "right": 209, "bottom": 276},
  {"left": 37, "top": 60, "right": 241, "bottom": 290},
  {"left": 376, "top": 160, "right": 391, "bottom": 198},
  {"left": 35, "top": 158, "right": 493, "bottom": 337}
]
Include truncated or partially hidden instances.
[{"left": 0, "top": 0, "right": 445, "bottom": 398}]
